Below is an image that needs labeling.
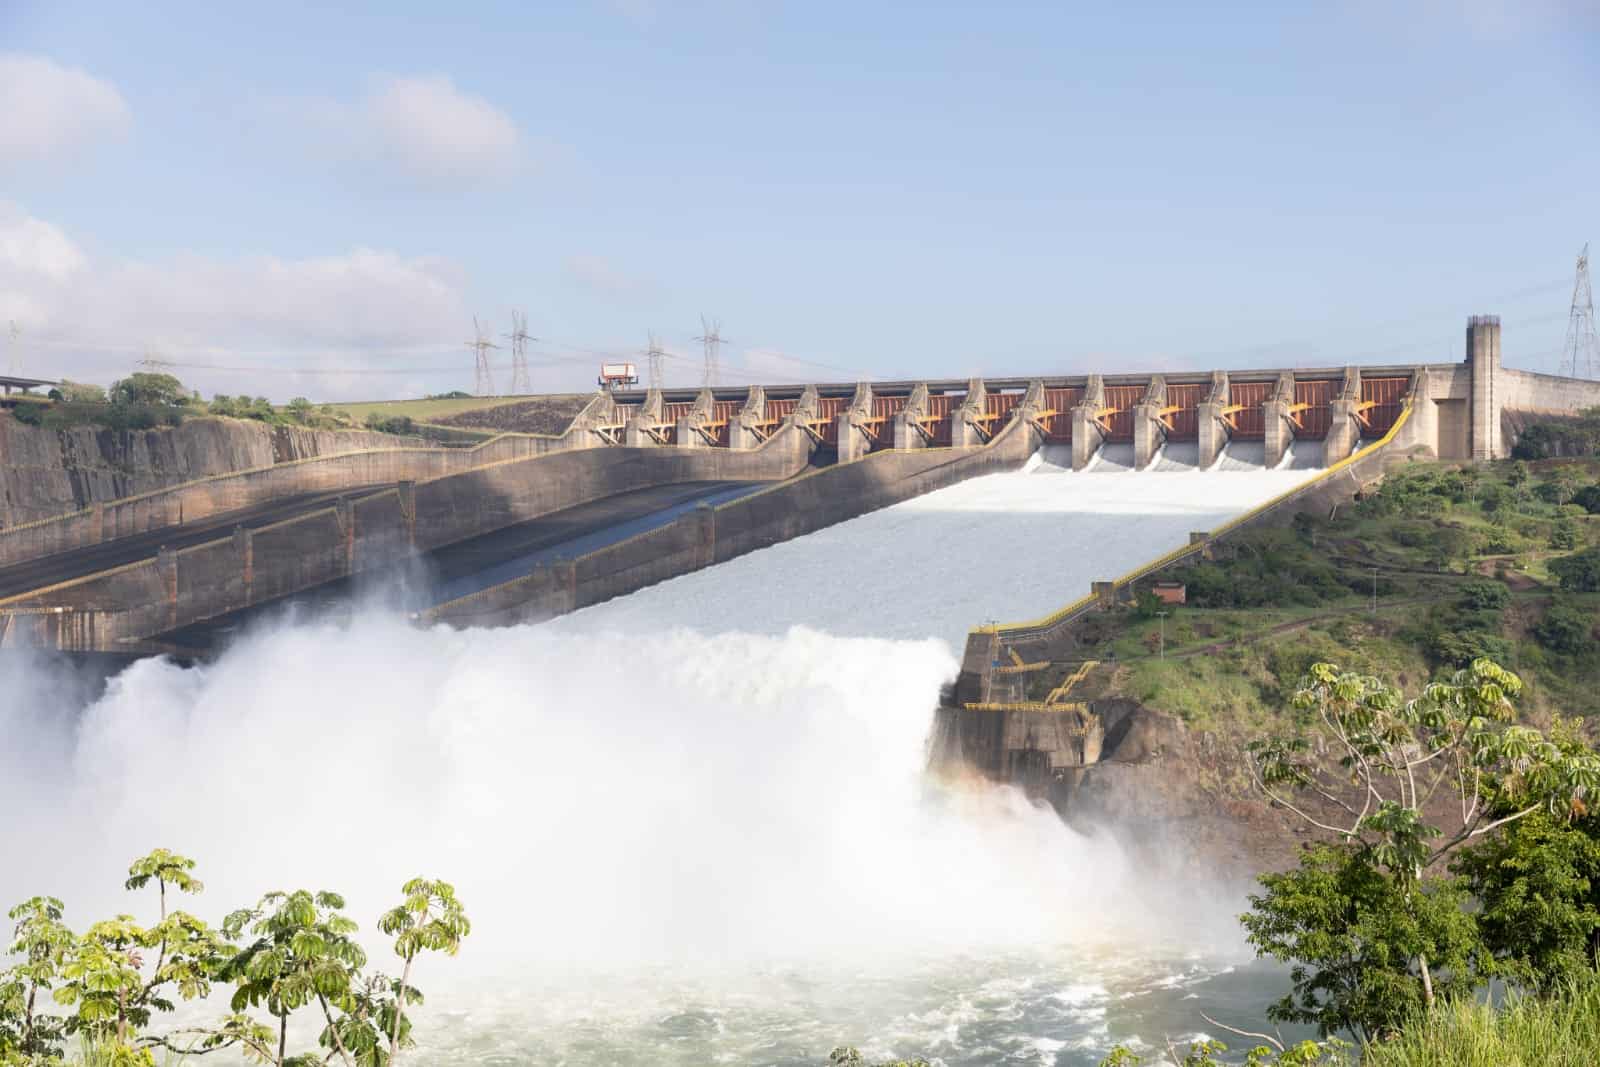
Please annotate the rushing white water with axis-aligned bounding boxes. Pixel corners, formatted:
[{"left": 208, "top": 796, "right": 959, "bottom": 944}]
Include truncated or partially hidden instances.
[
  {"left": 562, "top": 460, "right": 1321, "bottom": 647},
  {"left": 0, "top": 457, "right": 1324, "bottom": 1064}
]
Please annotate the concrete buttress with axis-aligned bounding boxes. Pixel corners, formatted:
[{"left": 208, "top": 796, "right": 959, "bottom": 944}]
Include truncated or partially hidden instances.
[
  {"left": 730, "top": 386, "right": 766, "bottom": 450},
  {"left": 1197, "top": 371, "right": 1229, "bottom": 470},
  {"left": 1324, "top": 366, "right": 1362, "bottom": 466},
  {"left": 624, "top": 389, "right": 664, "bottom": 447},
  {"left": 950, "top": 379, "right": 989, "bottom": 448},
  {"left": 1263, "top": 371, "right": 1295, "bottom": 469},
  {"left": 1133, "top": 375, "right": 1168, "bottom": 469},
  {"left": 1070, "top": 376, "right": 1107, "bottom": 470},
  {"left": 893, "top": 383, "right": 930, "bottom": 450},
  {"left": 836, "top": 382, "right": 874, "bottom": 462}
]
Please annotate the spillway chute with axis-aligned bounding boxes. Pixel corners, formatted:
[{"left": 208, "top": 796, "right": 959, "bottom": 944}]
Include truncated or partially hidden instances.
[
  {"left": 1209, "top": 440, "right": 1266, "bottom": 471},
  {"left": 1151, "top": 441, "right": 1200, "bottom": 472},
  {"left": 1280, "top": 439, "right": 1325, "bottom": 470},
  {"left": 1085, "top": 442, "right": 1135, "bottom": 472}
]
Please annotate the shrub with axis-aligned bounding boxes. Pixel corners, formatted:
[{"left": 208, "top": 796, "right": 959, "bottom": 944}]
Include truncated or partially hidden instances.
[
  {"left": 1550, "top": 548, "right": 1600, "bottom": 593},
  {"left": 1481, "top": 527, "right": 1522, "bottom": 555},
  {"left": 1457, "top": 580, "right": 1510, "bottom": 612},
  {"left": 366, "top": 414, "right": 417, "bottom": 436},
  {"left": 1390, "top": 521, "right": 1432, "bottom": 548},
  {"left": 1575, "top": 485, "right": 1600, "bottom": 515},
  {"left": 9, "top": 402, "right": 43, "bottom": 426},
  {"left": 1534, "top": 601, "right": 1595, "bottom": 655},
  {"left": 57, "top": 379, "right": 107, "bottom": 404}
]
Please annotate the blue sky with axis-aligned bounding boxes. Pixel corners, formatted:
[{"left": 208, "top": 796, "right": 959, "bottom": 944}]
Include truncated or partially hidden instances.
[{"left": 1, "top": 0, "right": 1596, "bottom": 401}]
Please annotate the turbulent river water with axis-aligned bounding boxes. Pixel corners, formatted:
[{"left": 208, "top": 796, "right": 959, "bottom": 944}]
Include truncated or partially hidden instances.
[{"left": 2, "top": 458, "right": 1325, "bottom": 1065}]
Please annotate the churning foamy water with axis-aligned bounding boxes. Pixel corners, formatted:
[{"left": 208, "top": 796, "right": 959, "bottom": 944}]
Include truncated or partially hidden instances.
[{"left": 1, "top": 461, "right": 1322, "bottom": 1064}]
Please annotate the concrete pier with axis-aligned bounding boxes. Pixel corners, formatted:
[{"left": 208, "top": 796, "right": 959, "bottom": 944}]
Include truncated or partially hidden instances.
[
  {"left": 1262, "top": 371, "right": 1295, "bottom": 469},
  {"left": 1070, "top": 375, "right": 1107, "bottom": 470},
  {"left": 1468, "top": 316, "right": 1501, "bottom": 462},
  {"left": 1133, "top": 375, "right": 1167, "bottom": 470}
]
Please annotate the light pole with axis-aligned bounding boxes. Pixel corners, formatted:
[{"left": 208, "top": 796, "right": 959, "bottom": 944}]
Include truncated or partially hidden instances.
[
  {"left": 1156, "top": 610, "right": 1168, "bottom": 659},
  {"left": 1371, "top": 567, "right": 1379, "bottom": 616}
]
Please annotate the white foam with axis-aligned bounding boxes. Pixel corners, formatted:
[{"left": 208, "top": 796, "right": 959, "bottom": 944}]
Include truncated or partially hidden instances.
[{"left": 561, "top": 459, "right": 1324, "bottom": 649}]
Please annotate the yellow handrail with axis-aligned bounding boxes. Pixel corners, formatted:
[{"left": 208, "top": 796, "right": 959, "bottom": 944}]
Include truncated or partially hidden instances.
[{"left": 988, "top": 401, "right": 1413, "bottom": 634}]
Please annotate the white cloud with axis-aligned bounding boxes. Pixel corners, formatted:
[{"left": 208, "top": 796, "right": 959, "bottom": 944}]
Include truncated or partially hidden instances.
[
  {"left": 299, "top": 75, "right": 525, "bottom": 187},
  {"left": 0, "top": 202, "right": 471, "bottom": 400},
  {"left": 0, "top": 54, "right": 130, "bottom": 168}
]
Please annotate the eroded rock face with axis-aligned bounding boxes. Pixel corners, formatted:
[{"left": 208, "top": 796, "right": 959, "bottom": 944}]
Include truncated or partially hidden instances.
[
  {"left": 1068, "top": 710, "right": 1299, "bottom": 879},
  {"left": 932, "top": 696, "right": 1328, "bottom": 878},
  {"left": 0, "top": 417, "right": 414, "bottom": 527}
]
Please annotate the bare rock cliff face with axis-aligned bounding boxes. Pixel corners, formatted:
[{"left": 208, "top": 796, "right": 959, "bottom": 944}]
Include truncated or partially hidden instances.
[
  {"left": 1067, "top": 703, "right": 1322, "bottom": 879},
  {"left": 0, "top": 416, "right": 414, "bottom": 527}
]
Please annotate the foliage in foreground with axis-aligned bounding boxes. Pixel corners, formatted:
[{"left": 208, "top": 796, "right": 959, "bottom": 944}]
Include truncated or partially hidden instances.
[
  {"left": 826, "top": 1048, "right": 931, "bottom": 1067},
  {"left": 0, "top": 851, "right": 468, "bottom": 1067},
  {"left": 1099, "top": 1037, "right": 1350, "bottom": 1066},
  {"left": 1360, "top": 976, "right": 1600, "bottom": 1067}
]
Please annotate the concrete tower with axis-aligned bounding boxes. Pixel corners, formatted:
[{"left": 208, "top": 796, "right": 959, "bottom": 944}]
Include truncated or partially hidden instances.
[{"left": 1467, "top": 315, "right": 1501, "bottom": 461}]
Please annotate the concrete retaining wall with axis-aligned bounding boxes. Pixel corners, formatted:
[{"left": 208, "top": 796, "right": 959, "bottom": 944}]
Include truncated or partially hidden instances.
[
  {"left": 0, "top": 422, "right": 588, "bottom": 569},
  {"left": 3, "top": 422, "right": 817, "bottom": 647},
  {"left": 426, "top": 410, "right": 1044, "bottom": 629},
  {"left": 0, "top": 416, "right": 426, "bottom": 528},
  {"left": 1498, "top": 368, "right": 1600, "bottom": 418}
]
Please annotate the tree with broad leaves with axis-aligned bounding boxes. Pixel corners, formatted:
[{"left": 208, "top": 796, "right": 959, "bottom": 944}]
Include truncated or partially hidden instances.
[
  {"left": 52, "top": 850, "right": 231, "bottom": 1059},
  {"left": 1242, "top": 659, "right": 1600, "bottom": 1039},
  {"left": 0, "top": 896, "right": 74, "bottom": 1060},
  {"left": 221, "top": 889, "right": 368, "bottom": 1067},
  {"left": 376, "top": 878, "right": 470, "bottom": 1064}
]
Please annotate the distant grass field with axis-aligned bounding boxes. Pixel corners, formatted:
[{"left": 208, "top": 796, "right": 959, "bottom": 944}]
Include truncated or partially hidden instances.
[{"left": 327, "top": 395, "right": 532, "bottom": 421}]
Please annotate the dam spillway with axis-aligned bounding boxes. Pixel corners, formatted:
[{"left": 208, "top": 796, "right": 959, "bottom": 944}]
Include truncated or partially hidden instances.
[{"left": 556, "top": 448, "right": 1326, "bottom": 650}]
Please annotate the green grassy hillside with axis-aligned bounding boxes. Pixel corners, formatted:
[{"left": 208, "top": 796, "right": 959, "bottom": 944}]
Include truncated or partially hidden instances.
[{"left": 1044, "top": 457, "right": 1600, "bottom": 732}]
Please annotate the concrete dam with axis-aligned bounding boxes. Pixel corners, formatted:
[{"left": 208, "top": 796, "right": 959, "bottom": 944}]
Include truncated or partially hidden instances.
[{"left": 2, "top": 315, "right": 1598, "bottom": 658}]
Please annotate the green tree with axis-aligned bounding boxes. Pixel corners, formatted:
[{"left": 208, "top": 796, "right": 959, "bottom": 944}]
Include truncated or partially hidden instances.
[
  {"left": 1454, "top": 809, "right": 1600, "bottom": 993},
  {"left": 1456, "top": 580, "right": 1510, "bottom": 612},
  {"left": 222, "top": 889, "right": 368, "bottom": 1067},
  {"left": 1549, "top": 547, "right": 1600, "bottom": 592},
  {"left": 286, "top": 397, "right": 313, "bottom": 422},
  {"left": 1242, "top": 844, "right": 1480, "bottom": 1041},
  {"left": 56, "top": 380, "right": 107, "bottom": 404},
  {"left": 1533, "top": 601, "right": 1594, "bottom": 655},
  {"left": 1244, "top": 660, "right": 1600, "bottom": 1037},
  {"left": 108, "top": 373, "right": 188, "bottom": 408},
  {"left": 0, "top": 896, "right": 74, "bottom": 1060},
  {"left": 1550, "top": 518, "right": 1580, "bottom": 550},
  {"left": 1573, "top": 484, "right": 1600, "bottom": 515},
  {"left": 375, "top": 879, "right": 470, "bottom": 1063},
  {"left": 53, "top": 851, "right": 229, "bottom": 1059},
  {"left": 1425, "top": 526, "right": 1476, "bottom": 573}
]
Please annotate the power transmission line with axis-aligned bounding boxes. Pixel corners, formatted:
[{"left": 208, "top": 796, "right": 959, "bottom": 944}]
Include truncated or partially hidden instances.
[
  {"left": 645, "top": 331, "right": 665, "bottom": 389},
  {"left": 465, "top": 316, "right": 500, "bottom": 396},
  {"left": 1559, "top": 243, "right": 1599, "bottom": 379},
  {"left": 505, "top": 311, "right": 534, "bottom": 395},
  {"left": 138, "top": 351, "right": 177, "bottom": 372},
  {"left": 693, "top": 315, "right": 725, "bottom": 387}
]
